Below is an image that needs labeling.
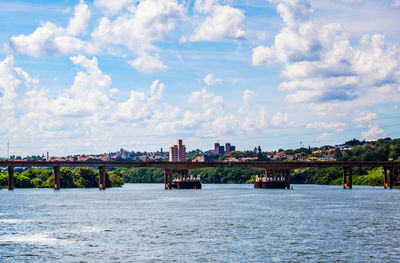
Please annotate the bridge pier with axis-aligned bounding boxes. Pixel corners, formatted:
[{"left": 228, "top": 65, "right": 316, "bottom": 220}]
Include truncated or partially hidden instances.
[
  {"left": 164, "top": 169, "right": 168, "bottom": 190},
  {"left": 285, "top": 169, "right": 291, "bottom": 189},
  {"left": 54, "top": 165, "right": 60, "bottom": 190},
  {"left": 164, "top": 169, "right": 173, "bottom": 190},
  {"left": 384, "top": 167, "right": 394, "bottom": 189},
  {"left": 98, "top": 166, "right": 106, "bottom": 190},
  {"left": 348, "top": 167, "right": 352, "bottom": 189},
  {"left": 8, "top": 166, "right": 14, "bottom": 190},
  {"left": 383, "top": 167, "right": 388, "bottom": 189},
  {"left": 342, "top": 167, "right": 353, "bottom": 189},
  {"left": 389, "top": 167, "right": 394, "bottom": 189}
]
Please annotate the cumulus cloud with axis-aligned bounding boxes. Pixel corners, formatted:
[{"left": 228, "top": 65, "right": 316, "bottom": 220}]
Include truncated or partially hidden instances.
[
  {"left": 392, "top": 0, "right": 400, "bottom": 7},
  {"left": 203, "top": 73, "right": 221, "bottom": 86},
  {"left": 92, "top": 0, "right": 184, "bottom": 72},
  {"left": 352, "top": 111, "right": 377, "bottom": 128},
  {"left": 353, "top": 111, "right": 385, "bottom": 140},
  {"left": 94, "top": 0, "right": 136, "bottom": 14},
  {"left": 252, "top": 0, "right": 400, "bottom": 107},
  {"left": 0, "top": 55, "right": 277, "bottom": 154},
  {"left": 271, "top": 112, "right": 290, "bottom": 127},
  {"left": 188, "top": 0, "right": 245, "bottom": 41},
  {"left": 306, "top": 121, "right": 346, "bottom": 132},
  {"left": 243, "top": 89, "right": 256, "bottom": 105},
  {"left": 316, "top": 132, "right": 332, "bottom": 141},
  {"left": 361, "top": 125, "right": 384, "bottom": 140},
  {"left": 10, "top": 1, "right": 96, "bottom": 56},
  {"left": 0, "top": 56, "right": 38, "bottom": 135},
  {"left": 0, "top": 54, "right": 167, "bottom": 147}
]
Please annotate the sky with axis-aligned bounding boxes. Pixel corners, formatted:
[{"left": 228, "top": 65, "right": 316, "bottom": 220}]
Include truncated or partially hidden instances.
[{"left": 0, "top": 0, "right": 400, "bottom": 157}]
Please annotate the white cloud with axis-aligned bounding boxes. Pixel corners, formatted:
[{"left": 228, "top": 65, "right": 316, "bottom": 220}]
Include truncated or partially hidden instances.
[
  {"left": 361, "top": 124, "right": 384, "bottom": 140},
  {"left": 306, "top": 121, "right": 346, "bottom": 132},
  {"left": 92, "top": 0, "right": 184, "bottom": 72},
  {"left": 243, "top": 89, "right": 256, "bottom": 105},
  {"left": 316, "top": 132, "right": 332, "bottom": 141},
  {"left": 352, "top": 111, "right": 377, "bottom": 128},
  {"left": 94, "top": 0, "right": 136, "bottom": 14},
  {"left": 392, "top": 0, "right": 400, "bottom": 7},
  {"left": 352, "top": 110, "right": 385, "bottom": 140},
  {"left": 188, "top": 0, "right": 245, "bottom": 41},
  {"left": 10, "top": 1, "right": 96, "bottom": 56},
  {"left": 203, "top": 73, "right": 221, "bottom": 86},
  {"left": 252, "top": 0, "right": 400, "bottom": 108},
  {"left": 271, "top": 112, "right": 290, "bottom": 127},
  {"left": 128, "top": 53, "right": 167, "bottom": 73}
]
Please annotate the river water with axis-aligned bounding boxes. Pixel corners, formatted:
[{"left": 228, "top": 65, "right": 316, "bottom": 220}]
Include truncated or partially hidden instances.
[{"left": 0, "top": 184, "right": 399, "bottom": 262}]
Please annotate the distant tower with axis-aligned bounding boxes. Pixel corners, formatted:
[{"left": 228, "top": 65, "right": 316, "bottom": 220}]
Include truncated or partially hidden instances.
[
  {"left": 225, "top": 142, "right": 236, "bottom": 155},
  {"left": 214, "top": 142, "right": 225, "bottom": 155},
  {"left": 169, "top": 139, "right": 186, "bottom": 161},
  {"left": 225, "top": 143, "right": 231, "bottom": 155}
]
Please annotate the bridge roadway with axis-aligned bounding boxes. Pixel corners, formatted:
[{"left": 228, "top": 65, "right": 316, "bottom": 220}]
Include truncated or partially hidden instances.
[{"left": 1, "top": 160, "right": 399, "bottom": 190}]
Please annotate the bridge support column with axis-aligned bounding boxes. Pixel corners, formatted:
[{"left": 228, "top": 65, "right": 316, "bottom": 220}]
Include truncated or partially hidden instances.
[
  {"left": 285, "top": 170, "right": 290, "bottom": 189},
  {"left": 343, "top": 167, "right": 347, "bottom": 189},
  {"left": 383, "top": 167, "right": 388, "bottom": 189},
  {"left": 98, "top": 166, "right": 106, "bottom": 190},
  {"left": 389, "top": 167, "right": 394, "bottom": 189},
  {"left": 8, "top": 166, "right": 14, "bottom": 190},
  {"left": 168, "top": 171, "right": 173, "bottom": 189},
  {"left": 348, "top": 167, "right": 352, "bottom": 189},
  {"left": 164, "top": 169, "right": 172, "bottom": 190},
  {"left": 54, "top": 166, "right": 60, "bottom": 190},
  {"left": 164, "top": 169, "right": 168, "bottom": 190}
]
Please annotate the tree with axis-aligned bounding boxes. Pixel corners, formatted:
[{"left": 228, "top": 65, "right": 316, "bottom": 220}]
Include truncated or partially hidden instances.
[
  {"left": 257, "top": 146, "right": 263, "bottom": 161},
  {"left": 72, "top": 167, "right": 97, "bottom": 188},
  {"left": 334, "top": 148, "right": 342, "bottom": 160}
]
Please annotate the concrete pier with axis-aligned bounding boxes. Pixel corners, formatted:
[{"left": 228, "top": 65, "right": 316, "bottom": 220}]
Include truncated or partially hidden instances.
[
  {"left": 54, "top": 166, "right": 60, "bottom": 190},
  {"left": 384, "top": 168, "right": 388, "bottom": 189},
  {"left": 8, "top": 166, "right": 14, "bottom": 190},
  {"left": 98, "top": 166, "right": 106, "bottom": 190},
  {"left": 348, "top": 167, "right": 352, "bottom": 189}
]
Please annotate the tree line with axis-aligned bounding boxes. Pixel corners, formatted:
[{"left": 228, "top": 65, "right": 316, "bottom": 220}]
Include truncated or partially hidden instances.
[{"left": 0, "top": 167, "right": 124, "bottom": 188}]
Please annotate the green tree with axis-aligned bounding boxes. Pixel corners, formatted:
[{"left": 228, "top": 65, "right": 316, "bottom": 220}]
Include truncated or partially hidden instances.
[
  {"left": 15, "top": 174, "right": 33, "bottom": 188},
  {"left": 334, "top": 148, "right": 342, "bottom": 160},
  {"left": 72, "top": 167, "right": 98, "bottom": 188},
  {"left": 60, "top": 167, "right": 75, "bottom": 188}
]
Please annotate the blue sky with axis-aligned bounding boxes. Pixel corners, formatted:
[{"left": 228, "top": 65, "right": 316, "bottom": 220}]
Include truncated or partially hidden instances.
[{"left": 0, "top": 0, "right": 399, "bottom": 156}]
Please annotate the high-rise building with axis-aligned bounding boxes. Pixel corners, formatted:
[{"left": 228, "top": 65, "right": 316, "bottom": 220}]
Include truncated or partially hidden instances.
[
  {"left": 169, "top": 139, "right": 187, "bottom": 161},
  {"left": 214, "top": 142, "right": 225, "bottom": 155},
  {"left": 225, "top": 143, "right": 236, "bottom": 155}
]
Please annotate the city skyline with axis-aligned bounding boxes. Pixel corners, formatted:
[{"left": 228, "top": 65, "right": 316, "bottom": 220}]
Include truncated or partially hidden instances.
[{"left": 1, "top": 0, "right": 400, "bottom": 157}]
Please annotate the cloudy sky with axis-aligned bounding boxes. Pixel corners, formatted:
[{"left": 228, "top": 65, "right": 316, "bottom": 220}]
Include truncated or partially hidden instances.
[{"left": 0, "top": 0, "right": 399, "bottom": 156}]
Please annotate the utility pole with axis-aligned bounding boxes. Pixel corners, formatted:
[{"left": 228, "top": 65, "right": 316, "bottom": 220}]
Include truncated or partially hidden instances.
[{"left": 7, "top": 142, "right": 9, "bottom": 159}]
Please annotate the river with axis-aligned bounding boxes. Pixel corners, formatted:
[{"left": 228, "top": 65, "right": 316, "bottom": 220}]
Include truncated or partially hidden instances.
[{"left": 1, "top": 184, "right": 399, "bottom": 262}]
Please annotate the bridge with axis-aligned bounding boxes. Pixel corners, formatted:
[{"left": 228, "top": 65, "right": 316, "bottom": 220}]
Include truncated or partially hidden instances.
[{"left": 1, "top": 160, "right": 398, "bottom": 190}]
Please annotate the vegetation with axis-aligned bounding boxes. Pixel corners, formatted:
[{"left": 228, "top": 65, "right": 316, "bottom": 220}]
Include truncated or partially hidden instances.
[{"left": 0, "top": 167, "right": 124, "bottom": 188}]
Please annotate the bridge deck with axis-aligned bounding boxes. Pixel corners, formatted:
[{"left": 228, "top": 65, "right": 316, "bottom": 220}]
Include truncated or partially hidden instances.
[{"left": 0, "top": 160, "right": 399, "bottom": 170}]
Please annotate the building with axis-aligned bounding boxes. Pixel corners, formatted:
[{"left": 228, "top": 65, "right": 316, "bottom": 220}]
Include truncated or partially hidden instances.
[
  {"left": 214, "top": 143, "right": 225, "bottom": 155},
  {"left": 169, "top": 139, "right": 187, "bottom": 161},
  {"left": 192, "top": 155, "right": 218, "bottom": 162},
  {"left": 225, "top": 143, "right": 235, "bottom": 155}
]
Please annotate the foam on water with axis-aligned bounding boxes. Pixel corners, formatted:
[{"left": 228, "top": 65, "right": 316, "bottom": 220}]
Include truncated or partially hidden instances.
[
  {"left": 0, "top": 219, "right": 33, "bottom": 224},
  {"left": 0, "top": 233, "right": 59, "bottom": 245}
]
